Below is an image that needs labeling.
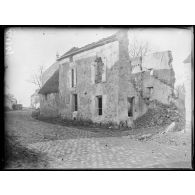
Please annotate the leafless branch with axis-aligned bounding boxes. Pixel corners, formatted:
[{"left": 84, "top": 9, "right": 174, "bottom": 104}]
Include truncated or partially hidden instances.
[
  {"left": 27, "top": 65, "right": 45, "bottom": 89},
  {"left": 129, "top": 37, "right": 151, "bottom": 59}
]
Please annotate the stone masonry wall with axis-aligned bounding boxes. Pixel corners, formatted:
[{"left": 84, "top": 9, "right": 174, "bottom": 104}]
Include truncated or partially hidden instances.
[
  {"left": 117, "top": 30, "right": 148, "bottom": 127},
  {"left": 58, "top": 30, "right": 148, "bottom": 127},
  {"left": 44, "top": 30, "right": 175, "bottom": 128},
  {"left": 59, "top": 40, "right": 120, "bottom": 124},
  {"left": 39, "top": 61, "right": 60, "bottom": 117},
  {"left": 40, "top": 93, "right": 59, "bottom": 117}
]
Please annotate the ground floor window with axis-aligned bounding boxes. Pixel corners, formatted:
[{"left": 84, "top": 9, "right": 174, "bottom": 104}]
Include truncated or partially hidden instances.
[
  {"left": 146, "top": 86, "right": 153, "bottom": 99},
  {"left": 127, "top": 97, "right": 134, "bottom": 117},
  {"left": 96, "top": 95, "right": 102, "bottom": 115},
  {"left": 45, "top": 94, "right": 48, "bottom": 101},
  {"left": 72, "top": 94, "right": 78, "bottom": 111}
]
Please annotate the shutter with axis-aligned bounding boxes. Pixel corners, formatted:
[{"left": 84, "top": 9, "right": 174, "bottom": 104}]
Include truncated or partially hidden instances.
[
  {"left": 74, "top": 67, "right": 77, "bottom": 87},
  {"left": 102, "top": 95, "right": 107, "bottom": 115},
  {"left": 102, "top": 58, "right": 107, "bottom": 82},
  {"left": 91, "top": 63, "right": 95, "bottom": 84},
  {"left": 68, "top": 69, "right": 71, "bottom": 88}
]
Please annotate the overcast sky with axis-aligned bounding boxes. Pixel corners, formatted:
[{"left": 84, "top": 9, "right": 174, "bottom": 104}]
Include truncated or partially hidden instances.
[{"left": 5, "top": 27, "right": 192, "bottom": 107}]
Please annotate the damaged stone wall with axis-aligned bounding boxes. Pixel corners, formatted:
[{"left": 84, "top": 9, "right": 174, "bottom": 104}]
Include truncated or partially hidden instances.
[
  {"left": 142, "top": 50, "right": 173, "bottom": 70},
  {"left": 117, "top": 30, "right": 148, "bottom": 127},
  {"left": 131, "top": 51, "right": 175, "bottom": 106},
  {"left": 58, "top": 30, "right": 176, "bottom": 128},
  {"left": 40, "top": 93, "right": 59, "bottom": 117},
  {"left": 59, "top": 39, "right": 120, "bottom": 124}
]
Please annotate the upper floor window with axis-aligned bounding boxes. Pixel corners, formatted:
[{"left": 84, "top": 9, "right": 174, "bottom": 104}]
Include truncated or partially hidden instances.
[
  {"left": 68, "top": 67, "right": 77, "bottom": 88},
  {"left": 91, "top": 56, "right": 106, "bottom": 84},
  {"left": 71, "top": 68, "right": 74, "bottom": 88},
  {"left": 146, "top": 86, "right": 153, "bottom": 99},
  {"left": 95, "top": 57, "right": 104, "bottom": 84},
  {"left": 127, "top": 97, "right": 134, "bottom": 117}
]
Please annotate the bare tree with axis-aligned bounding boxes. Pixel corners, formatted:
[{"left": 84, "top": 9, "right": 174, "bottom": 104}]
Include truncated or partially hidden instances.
[
  {"left": 28, "top": 65, "right": 45, "bottom": 89},
  {"left": 129, "top": 37, "right": 151, "bottom": 59},
  {"left": 129, "top": 36, "right": 152, "bottom": 100}
]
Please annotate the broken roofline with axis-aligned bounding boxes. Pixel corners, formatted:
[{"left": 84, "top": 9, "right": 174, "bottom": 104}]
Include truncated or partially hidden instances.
[{"left": 57, "top": 34, "right": 118, "bottom": 61}]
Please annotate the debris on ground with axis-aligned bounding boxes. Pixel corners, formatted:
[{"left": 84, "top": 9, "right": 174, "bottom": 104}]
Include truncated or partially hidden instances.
[
  {"left": 133, "top": 100, "right": 185, "bottom": 131},
  {"left": 138, "top": 133, "right": 153, "bottom": 141},
  {"left": 164, "top": 122, "right": 176, "bottom": 133},
  {"left": 150, "top": 131, "right": 191, "bottom": 147}
]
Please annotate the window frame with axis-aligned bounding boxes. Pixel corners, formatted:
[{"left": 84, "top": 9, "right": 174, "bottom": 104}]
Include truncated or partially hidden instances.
[
  {"left": 72, "top": 94, "right": 78, "bottom": 112},
  {"left": 127, "top": 96, "right": 134, "bottom": 117},
  {"left": 96, "top": 95, "right": 103, "bottom": 116},
  {"left": 94, "top": 57, "right": 105, "bottom": 84},
  {"left": 71, "top": 68, "right": 74, "bottom": 88},
  {"left": 146, "top": 86, "right": 154, "bottom": 99}
]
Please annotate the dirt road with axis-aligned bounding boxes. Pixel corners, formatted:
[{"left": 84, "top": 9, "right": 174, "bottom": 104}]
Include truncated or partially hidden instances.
[{"left": 4, "top": 110, "right": 192, "bottom": 169}]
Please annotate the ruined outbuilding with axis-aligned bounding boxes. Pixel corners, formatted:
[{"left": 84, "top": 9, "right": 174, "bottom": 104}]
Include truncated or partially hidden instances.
[
  {"left": 39, "top": 61, "right": 60, "bottom": 117},
  {"left": 39, "top": 30, "right": 176, "bottom": 128}
]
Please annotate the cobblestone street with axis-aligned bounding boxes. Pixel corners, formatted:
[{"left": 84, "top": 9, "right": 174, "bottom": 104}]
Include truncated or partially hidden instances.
[{"left": 5, "top": 110, "right": 192, "bottom": 169}]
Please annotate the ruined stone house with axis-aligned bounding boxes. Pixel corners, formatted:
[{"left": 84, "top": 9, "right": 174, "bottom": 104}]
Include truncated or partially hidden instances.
[
  {"left": 39, "top": 29, "right": 175, "bottom": 127},
  {"left": 5, "top": 94, "right": 17, "bottom": 110}
]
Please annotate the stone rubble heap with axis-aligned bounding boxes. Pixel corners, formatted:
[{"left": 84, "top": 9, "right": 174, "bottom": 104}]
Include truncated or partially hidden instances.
[{"left": 134, "top": 100, "right": 185, "bottom": 130}]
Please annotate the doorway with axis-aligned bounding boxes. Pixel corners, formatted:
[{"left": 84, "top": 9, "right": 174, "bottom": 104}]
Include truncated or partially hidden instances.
[{"left": 127, "top": 97, "right": 135, "bottom": 117}]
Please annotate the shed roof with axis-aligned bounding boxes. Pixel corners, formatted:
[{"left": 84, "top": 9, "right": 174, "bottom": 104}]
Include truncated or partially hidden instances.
[{"left": 38, "top": 69, "right": 59, "bottom": 95}]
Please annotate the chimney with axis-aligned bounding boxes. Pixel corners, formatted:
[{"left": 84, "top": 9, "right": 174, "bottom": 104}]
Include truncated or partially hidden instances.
[
  {"left": 56, "top": 52, "right": 60, "bottom": 60},
  {"left": 116, "top": 29, "right": 130, "bottom": 63}
]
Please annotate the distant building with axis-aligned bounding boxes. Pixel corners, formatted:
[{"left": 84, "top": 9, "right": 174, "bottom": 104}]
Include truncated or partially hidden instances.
[
  {"left": 31, "top": 89, "right": 40, "bottom": 109},
  {"left": 5, "top": 94, "right": 17, "bottom": 110},
  {"left": 13, "top": 104, "right": 23, "bottom": 110},
  {"left": 38, "top": 30, "right": 175, "bottom": 127}
]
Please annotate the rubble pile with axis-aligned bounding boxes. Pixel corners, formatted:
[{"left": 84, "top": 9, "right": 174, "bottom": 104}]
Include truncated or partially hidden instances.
[{"left": 134, "top": 100, "right": 185, "bottom": 130}]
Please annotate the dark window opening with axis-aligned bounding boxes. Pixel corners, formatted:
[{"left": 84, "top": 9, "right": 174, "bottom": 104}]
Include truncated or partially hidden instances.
[
  {"left": 45, "top": 94, "right": 48, "bottom": 101},
  {"left": 97, "top": 96, "right": 102, "bottom": 115},
  {"left": 146, "top": 87, "right": 153, "bottom": 99},
  {"left": 71, "top": 69, "right": 74, "bottom": 88},
  {"left": 127, "top": 97, "right": 134, "bottom": 117},
  {"left": 95, "top": 57, "right": 104, "bottom": 84},
  {"left": 73, "top": 94, "right": 78, "bottom": 111}
]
